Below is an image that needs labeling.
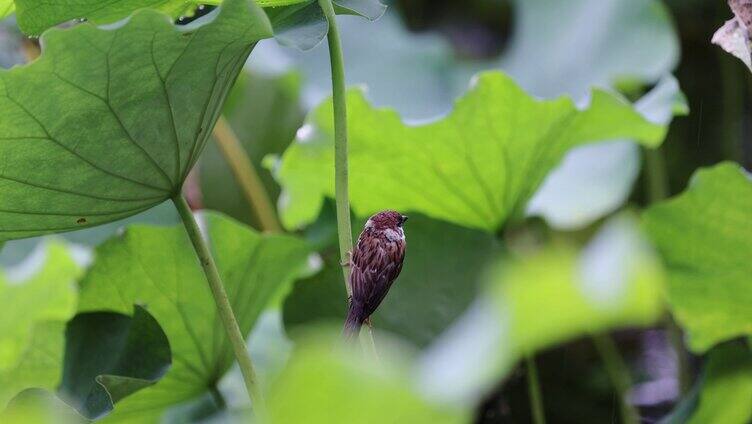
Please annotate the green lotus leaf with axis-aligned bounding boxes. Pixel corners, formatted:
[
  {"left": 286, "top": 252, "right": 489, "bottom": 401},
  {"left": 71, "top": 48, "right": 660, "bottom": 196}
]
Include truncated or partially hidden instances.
[
  {"left": 0, "top": 242, "right": 80, "bottom": 374},
  {"left": 0, "top": 0, "right": 12, "bottom": 19},
  {"left": 12, "top": 0, "right": 307, "bottom": 35},
  {"left": 689, "top": 343, "right": 752, "bottom": 424},
  {"left": 1, "top": 389, "right": 83, "bottom": 424},
  {"left": 12, "top": 0, "right": 384, "bottom": 51},
  {"left": 332, "top": 0, "right": 385, "bottom": 21},
  {"left": 643, "top": 163, "right": 752, "bottom": 352},
  {"left": 268, "top": 330, "right": 468, "bottom": 424},
  {"left": 274, "top": 71, "right": 667, "bottom": 232},
  {"left": 58, "top": 306, "right": 171, "bottom": 420},
  {"left": 0, "top": 0, "right": 272, "bottom": 241},
  {"left": 0, "top": 322, "right": 67, "bottom": 410},
  {"left": 419, "top": 215, "right": 665, "bottom": 403},
  {"left": 77, "top": 212, "right": 309, "bottom": 420},
  {"left": 0, "top": 241, "right": 81, "bottom": 408}
]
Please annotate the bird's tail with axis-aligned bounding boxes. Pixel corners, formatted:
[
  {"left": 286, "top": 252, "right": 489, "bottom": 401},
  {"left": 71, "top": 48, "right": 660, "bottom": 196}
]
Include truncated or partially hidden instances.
[{"left": 343, "top": 303, "right": 365, "bottom": 340}]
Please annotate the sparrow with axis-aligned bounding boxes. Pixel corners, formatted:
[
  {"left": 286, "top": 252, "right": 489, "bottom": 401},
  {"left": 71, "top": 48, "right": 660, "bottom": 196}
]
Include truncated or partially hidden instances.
[{"left": 344, "top": 210, "right": 407, "bottom": 338}]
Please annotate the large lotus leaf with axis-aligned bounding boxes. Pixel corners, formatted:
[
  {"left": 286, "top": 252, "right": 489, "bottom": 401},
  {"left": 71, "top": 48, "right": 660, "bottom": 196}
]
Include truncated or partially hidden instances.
[
  {"left": 12, "top": 0, "right": 302, "bottom": 35},
  {"left": 251, "top": 9, "right": 456, "bottom": 118},
  {"left": 13, "top": 0, "right": 384, "bottom": 51},
  {"left": 274, "top": 71, "right": 667, "bottom": 232},
  {"left": 58, "top": 306, "right": 171, "bottom": 420},
  {"left": 257, "top": 0, "right": 680, "bottom": 229},
  {"left": 76, "top": 212, "right": 309, "bottom": 420},
  {"left": 501, "top": 0, "right": 678, "bottom": 100},
  {"left": 0, "top": 201, "right": 179, "bottom": 267},
  {"left": 527, "top": 75, "right": 688, "bottom": 229},
  {"left": 2, "top": 389, "right": 83, "bottom": 424},
  {"left": 0, "top": 242, "right": 80, "bottom": 371},
  {"left": 283, "top": 213, "right": 502, "bottom": 347},
  {"left": 267, "top": 330, "right": 468, "bottom": 424},
  {"left": 0, "top": 321, "right": 66, "bottom": 409},
  {"left": 643, "top": 163, "right": 752, "bottom": 352},
  {"left": 418, "top": 215, "right": 665, "bottom": 404},
  {"left": 688, "top": 343, "right": 752, "bottom": 424},
  {"left": 500, "top": 0, "right": 680, "bottom": 230},
  {"left": 0, "top": 0, "right": 272, "bottom": 241}
]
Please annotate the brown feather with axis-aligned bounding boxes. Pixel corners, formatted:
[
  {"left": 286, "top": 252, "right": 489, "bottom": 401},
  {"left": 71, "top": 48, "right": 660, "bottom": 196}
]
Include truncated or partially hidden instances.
[{"left": 344, "top": 211, "right": 407, "bottom": 337}]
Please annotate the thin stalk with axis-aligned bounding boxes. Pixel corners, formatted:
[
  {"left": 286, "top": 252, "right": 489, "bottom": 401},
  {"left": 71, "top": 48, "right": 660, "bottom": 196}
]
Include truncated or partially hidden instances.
[
  {"left": 644, "top": 148, "right": 669, "bottom": 202},
  {"left": 213, "top": 116, "right": 282, "bottom": 233},
  {"left": 591, "top": 334, "right": 638, "bottom": 424},
  {"left": 718, "top": 48, "right": 744, "bottom": 162},
  {"left": 318, "top": 0, "right": 353, "bottom": 298},
  {"left": 525, "top": 355, "right": 546, "bottom": 424},
  {"left": 318, "top": 0, "right": 378, "bottom": 355},
  {"left": 172, "top": 194, "right": 266, "bottom": 418},
  {"left": 643, "top": 147, "right": 691, "bottom": 393}
]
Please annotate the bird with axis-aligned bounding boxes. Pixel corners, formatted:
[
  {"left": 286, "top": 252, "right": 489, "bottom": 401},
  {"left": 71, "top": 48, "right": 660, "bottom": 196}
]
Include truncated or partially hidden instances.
[{"left": 344, "top": 210, "right": 407, "bottom": 339}]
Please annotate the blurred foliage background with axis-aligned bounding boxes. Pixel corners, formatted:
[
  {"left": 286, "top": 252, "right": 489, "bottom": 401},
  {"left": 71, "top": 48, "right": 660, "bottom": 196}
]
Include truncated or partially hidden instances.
[{"left": 0, "top": 0, "right": 750, "bottom": 422}]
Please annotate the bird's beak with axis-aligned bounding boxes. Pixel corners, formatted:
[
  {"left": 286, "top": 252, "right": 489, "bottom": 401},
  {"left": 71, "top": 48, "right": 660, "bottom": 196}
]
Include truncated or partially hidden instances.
[{"left": 400, "top": 215, "right": 408, "bottom": 224}]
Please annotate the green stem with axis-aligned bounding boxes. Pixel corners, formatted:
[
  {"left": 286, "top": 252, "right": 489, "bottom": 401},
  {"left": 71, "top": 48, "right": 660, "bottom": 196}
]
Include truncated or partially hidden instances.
[
  {"left": 591, "top": 335, "right": 638, "bottom": 424},
  {"left": 172, "top": 194, "right": 266, "bottom": 417},
  {"left": 213, "top": 116, "right": 282, "bottom": 233},
  {"left": 318, "top": 0, "right": 353, "bottom": 299},
  {"left": 318, "top": 0, "right": 379, "bottom": 357},
  {"left": 525, "top": 355, "right": 546, "bottom": 424},
  {"left": 644, "top": 147, "right": 668, "bottom": 203},
  {"left": 718, "top": 48, "right": 744, "bottom": 162}
]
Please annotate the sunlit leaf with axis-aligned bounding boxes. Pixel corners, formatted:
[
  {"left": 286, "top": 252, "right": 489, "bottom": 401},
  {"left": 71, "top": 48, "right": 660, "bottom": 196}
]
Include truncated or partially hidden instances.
[
  {"left": 527, "top": 75, "right": 688, "bottom": 229},
  {"left": 0, "top": 242, "right": 80, "bottom": 372},
  {"left": 418, "top": 215, "right": 665, "bottom": 404},
  {"left": 0, "top": 322, "right": 66, "bottom": 409},
  {"left": 643, "top": 163, "right": 752, "bottom": 352},
  {"left": 500, "top": 0, "right": 681, "bottom": 229},
  {"left": 689, "top": 343, "right": 752, "bottom": 424},
  {"left": 0, "top": 0, "right": 272, "bottom": 241},
  {"left": 275, "top": 72, "right": 666, "bottom": 232},
  {"left": 58, "top": 306, "right": 171, "bottom": 420},
  {"left": 268, "top": 330, "right": 468, "bottom": 424},
  {"left": 0, "top": 1, "right": 12, "bottom": 20},
  {"left": 77, "top": 212, "right": 309, "bottom": 419}
]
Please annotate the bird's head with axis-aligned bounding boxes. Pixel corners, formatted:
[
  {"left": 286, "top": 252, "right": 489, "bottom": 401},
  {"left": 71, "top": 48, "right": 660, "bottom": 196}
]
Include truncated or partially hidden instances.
[{"left": 366, "top": 210, "right": 408, "bottom": 231}]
